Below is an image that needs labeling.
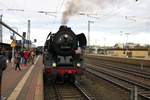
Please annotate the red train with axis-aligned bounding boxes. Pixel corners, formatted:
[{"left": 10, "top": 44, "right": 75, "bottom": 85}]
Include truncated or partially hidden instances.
[{"left": 43, "top": 26, "right": 87, "bottom": 83}]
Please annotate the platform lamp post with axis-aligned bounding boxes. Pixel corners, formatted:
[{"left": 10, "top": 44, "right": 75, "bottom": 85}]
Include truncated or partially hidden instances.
[
  {"left": 88, "top": 20, "right": 94, "bottom": 46},
  {"left": 10, "top": 33, "right": 16, "bottom": 67},
  {"left": 10, "top": 27, "right": 18, "bottom": 66}
]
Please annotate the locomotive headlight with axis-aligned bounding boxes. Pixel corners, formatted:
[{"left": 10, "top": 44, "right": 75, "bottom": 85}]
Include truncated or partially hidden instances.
[
  {"left": 52, "top": 62, "right": 56, "bottom": 67},
  {"left": 77, "top": 63, "right": 81, "bottom": 67},
  {"left": 64, "top": 34, "right": 68, "bottom": 38}
]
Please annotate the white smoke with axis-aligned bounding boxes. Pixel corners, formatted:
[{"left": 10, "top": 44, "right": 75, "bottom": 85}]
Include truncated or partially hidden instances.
[
  {"left": 61, "top": 0, "right": 129, "bottom": 25},
  {"left": 61, "top": 0, "right": 81, "bottom": 25}
]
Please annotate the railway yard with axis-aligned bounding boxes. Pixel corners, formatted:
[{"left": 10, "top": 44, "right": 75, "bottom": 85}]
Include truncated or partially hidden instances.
[
  {"left": 44, "top": 56, "right": 150, "bottom": 100},
  {"left": 83, "top": 55, "right": 150, "bottom": 100}
]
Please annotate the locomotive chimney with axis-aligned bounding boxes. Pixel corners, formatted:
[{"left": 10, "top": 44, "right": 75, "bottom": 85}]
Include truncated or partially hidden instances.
[{"left": 59, "top": 25, "right": 71, "bottom": 31}]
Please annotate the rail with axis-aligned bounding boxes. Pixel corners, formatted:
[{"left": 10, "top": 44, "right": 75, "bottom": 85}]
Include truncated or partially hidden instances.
[
  {"left": 53, "top": 82, "right": 95, "bottom": 100},
  {"left": 85, "top": 63, "right": 150, "bottom": 99}
]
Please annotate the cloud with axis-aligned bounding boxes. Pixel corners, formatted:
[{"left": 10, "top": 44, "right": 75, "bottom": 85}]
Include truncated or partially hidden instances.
[{"left": 1, "top": 0, "right": 150, "bottom": 46}]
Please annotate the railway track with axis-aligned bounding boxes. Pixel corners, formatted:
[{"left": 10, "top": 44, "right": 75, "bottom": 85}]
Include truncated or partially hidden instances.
[
  {"left": 54, "top": 82, "right": 93, "bottom": 100},
  {"left": 86, "top": 58, "right": 150, "bottom": 78},
  {"left": 44, "top": 81, "right": 94, "bottom": 100},
  {"left": 88, "top": 57, "right": 150, "bottom": 71},
  {"left": 86, "top": 62, "right": 150, "bottom": 87},
  {"left": 85, "top": 61, "right": 150, "bottom": 99}
]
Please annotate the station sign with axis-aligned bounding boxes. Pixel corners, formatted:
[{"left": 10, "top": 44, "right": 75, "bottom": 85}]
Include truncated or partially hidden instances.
[{"left": 11, "top": 40, "right": 16, "bottom": 48}]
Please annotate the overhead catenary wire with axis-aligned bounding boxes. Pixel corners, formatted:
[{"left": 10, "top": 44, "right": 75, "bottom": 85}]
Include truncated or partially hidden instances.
[{"left": 0, "top": 8, "right": 57, "bottom": 17}]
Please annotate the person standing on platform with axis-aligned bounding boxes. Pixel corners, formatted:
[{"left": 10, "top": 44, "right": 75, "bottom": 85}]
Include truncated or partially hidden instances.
[
  {"left": 30, "top": 49, "right": 35, "bottom": 64},
  {"left": 14, "top": 51, "right": 21, "bottom": 71},
  {"left": 20, "top": 50, "right": 24, "bottom": 65},
  {"left": 24, "top": 49, "right": 29, "bottom": 66},
  {"left": 0, "top": 51, "right": 7, "bottom": 99}
]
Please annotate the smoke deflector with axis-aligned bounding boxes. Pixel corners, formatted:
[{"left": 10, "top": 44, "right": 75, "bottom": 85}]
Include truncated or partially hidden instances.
[{"left": 76, "top": 33, "right": 87, "bottom": 48}]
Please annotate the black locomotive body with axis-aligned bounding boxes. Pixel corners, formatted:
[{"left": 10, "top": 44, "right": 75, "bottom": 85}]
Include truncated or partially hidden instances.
[{"left": 43, "top": 25, "right": 87, "bottom": 82}]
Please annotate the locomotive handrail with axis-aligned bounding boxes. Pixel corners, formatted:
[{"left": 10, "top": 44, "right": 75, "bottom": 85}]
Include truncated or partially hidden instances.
[{"left": 46, "top": 32, "right": 52, "bottom": 40}]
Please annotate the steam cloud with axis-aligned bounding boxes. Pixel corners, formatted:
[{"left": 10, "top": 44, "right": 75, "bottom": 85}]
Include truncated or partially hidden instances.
[
  {"left": 61, "top": 0, "right": 81, "bottom": 25},
  {"left": 61, "top": 0, "right": 128, "bottom": 25}
]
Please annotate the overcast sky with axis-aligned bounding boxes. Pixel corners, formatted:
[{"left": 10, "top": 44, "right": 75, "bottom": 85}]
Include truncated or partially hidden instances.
[{"left": 0, "top": 0, "right": 150, "bottom": 46}]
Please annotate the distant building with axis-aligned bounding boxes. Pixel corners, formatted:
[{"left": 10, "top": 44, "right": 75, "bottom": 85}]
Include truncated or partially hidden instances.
[
  {"left": 86, "top": 44, "right": 150, "bottom": 59},
  {"left": 16, "top": 39, "right": 36, "bottom": 48},
  {"left": 114, "top": 43, "right": 140, "bottom": 49},
  {"left": 85, "top": 46, "right": 100, "bottom": 54},
  {"left": 114, "top": 43, "right": 124, "bottom": 49},
  {"left": 126, "top": 43, "right": 140, "bottom": 49}
]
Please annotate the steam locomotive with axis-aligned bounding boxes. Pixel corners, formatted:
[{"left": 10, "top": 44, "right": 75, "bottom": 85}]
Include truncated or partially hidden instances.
[{"left": 43, "top": 25, "right": 87, "bottom": 83}]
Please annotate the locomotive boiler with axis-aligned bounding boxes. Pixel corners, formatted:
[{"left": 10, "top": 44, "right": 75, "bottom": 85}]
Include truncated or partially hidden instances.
[{"left": 43, "top": 25, "right": 87, "bottom": 82}]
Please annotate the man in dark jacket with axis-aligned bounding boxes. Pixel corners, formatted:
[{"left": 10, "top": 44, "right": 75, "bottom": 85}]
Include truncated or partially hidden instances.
[{"left": 0, "top": 53, "right": 7, "bottom": 99}]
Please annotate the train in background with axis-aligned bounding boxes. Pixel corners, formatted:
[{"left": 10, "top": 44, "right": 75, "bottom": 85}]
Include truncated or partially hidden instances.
[{"left": 43, "top": 25, "right": 87, "bottom": 83}]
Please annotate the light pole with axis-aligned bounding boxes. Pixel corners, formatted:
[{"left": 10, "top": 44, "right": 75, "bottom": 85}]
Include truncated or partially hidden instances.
[
  {"left": 120, "top": 31, "right": 123, "bottom": 44},
  {"left": 104, "top": 37, "right": 106, "bottom": 55},
  {"left": 10, "top": 34, "right": 16, "bottom": 67},
  {"left": 125, "top": 33, "right": 130, "bottom": 57},
  {"left": 10, "top": 27, "right": 18, "bottom": 65},
  {"left": 27, "top": 20, "right": 30, "bottom": 49},
  {"left": 88, "top": 20, "right": 94, "bottom": 46},
  {"left": 0, "top": 14, "right": 2, "bottom": 42},
  {"left": 125, "top": 33, "right": 130, "bottom": 45}
]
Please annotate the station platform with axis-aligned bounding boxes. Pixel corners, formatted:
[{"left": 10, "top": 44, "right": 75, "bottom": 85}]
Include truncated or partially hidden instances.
[{"left": 1, "top": 55, "right": 43, "bottom": 100}]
